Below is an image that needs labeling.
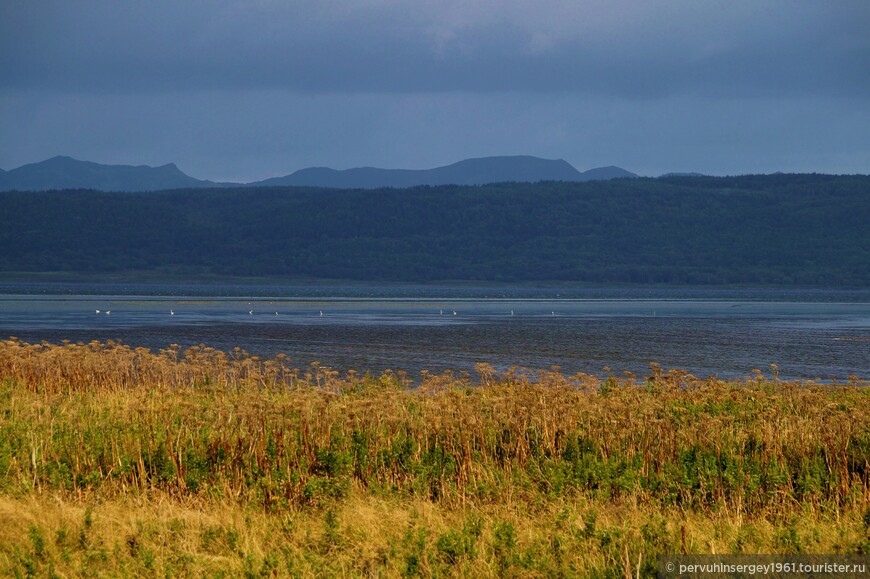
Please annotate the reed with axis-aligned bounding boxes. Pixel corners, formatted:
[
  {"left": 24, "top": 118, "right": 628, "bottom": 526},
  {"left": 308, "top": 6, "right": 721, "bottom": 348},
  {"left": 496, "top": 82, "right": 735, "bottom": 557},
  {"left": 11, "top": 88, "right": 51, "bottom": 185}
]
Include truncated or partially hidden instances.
[{"left": 0, "top": 338, "right": 868, "bottom": 576}]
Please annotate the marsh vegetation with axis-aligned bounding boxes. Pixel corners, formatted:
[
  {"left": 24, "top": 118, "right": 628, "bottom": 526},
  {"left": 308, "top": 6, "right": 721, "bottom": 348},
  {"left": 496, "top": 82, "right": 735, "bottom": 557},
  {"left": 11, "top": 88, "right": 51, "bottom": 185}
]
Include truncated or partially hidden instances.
[{"left": 0, "top": 339, "right": 868, "bottom": 576}]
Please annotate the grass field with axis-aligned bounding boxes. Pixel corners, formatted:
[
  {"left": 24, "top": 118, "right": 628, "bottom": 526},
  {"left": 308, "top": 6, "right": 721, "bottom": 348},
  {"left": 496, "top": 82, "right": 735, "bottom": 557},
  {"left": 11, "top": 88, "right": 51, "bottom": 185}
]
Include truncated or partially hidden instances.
[{"left": 0, "top": 338, "right": 868, "bottom": 577}]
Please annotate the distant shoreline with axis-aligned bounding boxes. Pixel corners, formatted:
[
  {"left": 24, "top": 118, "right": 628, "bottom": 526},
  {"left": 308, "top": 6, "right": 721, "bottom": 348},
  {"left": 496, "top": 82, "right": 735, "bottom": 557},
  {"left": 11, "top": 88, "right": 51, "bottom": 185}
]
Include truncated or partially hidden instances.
[{"left": 1, "top": 272, "right": 867, "bottom": 292}]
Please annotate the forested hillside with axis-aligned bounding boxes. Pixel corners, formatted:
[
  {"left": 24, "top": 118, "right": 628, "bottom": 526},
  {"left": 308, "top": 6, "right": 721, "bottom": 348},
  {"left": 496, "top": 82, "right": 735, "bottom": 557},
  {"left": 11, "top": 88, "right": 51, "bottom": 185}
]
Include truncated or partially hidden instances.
[{"left": 1, "top": 174, "right": 867, "bottom": 285}]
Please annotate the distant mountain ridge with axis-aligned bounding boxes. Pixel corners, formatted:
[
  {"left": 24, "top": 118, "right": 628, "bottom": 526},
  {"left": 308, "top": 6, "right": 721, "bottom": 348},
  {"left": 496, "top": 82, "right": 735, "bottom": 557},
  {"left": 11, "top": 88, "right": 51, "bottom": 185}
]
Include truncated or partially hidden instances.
[
  {"left": 252, "top": 156, "right": 637, "bottom": 188},
  {"left": 0, "top": 155, "right": 637, "bottom": 192},
  {"left": 0, "top": 156, "right": 217, "bottom": 192}
]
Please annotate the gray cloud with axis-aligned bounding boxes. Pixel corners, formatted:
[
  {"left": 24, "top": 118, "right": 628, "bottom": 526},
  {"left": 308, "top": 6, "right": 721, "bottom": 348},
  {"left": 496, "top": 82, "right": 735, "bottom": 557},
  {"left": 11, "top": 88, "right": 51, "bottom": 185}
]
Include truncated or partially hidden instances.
[
  {"left": 0, "top": 0, "right": 868, "bottom": 178},
  {"left": 2, "top": 1, "right": 868, "bottom": 97}
]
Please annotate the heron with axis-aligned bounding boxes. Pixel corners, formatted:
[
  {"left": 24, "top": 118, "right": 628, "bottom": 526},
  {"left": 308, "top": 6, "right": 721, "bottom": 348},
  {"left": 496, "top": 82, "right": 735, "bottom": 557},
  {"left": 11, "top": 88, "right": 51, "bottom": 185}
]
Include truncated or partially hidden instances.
[{"left": 319, "top": 310, "right": 323, "bottom": 316}]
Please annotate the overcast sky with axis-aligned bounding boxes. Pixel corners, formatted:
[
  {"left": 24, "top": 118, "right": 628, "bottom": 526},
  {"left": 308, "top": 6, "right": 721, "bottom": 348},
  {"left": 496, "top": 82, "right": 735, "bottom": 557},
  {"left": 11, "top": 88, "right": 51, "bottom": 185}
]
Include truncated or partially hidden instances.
[{"left": 1, "top": 0, "right": 868, "bottom": 182}]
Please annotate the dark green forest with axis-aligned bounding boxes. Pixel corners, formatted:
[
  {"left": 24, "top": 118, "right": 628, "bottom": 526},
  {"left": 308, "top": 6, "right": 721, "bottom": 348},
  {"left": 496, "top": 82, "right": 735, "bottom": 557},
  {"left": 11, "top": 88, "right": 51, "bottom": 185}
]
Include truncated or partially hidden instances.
[{"left": 1, "top": 174, "right": 868, "bottom": 286}]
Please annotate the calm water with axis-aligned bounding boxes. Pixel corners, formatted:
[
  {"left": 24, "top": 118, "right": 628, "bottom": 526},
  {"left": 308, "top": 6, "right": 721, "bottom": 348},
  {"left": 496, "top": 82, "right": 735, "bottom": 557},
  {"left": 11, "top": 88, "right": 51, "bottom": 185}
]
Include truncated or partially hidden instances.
[{"left": 0, "top": 283, "right": 868, "bottom": 381}]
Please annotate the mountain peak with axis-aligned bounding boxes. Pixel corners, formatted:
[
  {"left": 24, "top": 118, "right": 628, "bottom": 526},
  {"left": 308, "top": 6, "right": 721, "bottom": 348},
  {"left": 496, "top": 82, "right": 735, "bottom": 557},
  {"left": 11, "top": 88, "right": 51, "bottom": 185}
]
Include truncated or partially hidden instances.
[
  {"left": 42, "top": 155, "right": 83, "bottom": 165},
  {"left": 0, "top": 157, "right": 210, "bottom": 192},
  {"left": 579, "top": 166, "right": 638, "bottom": 180},
  {"left": 156, "top": 162, "right": 186, "bottom": 174}
]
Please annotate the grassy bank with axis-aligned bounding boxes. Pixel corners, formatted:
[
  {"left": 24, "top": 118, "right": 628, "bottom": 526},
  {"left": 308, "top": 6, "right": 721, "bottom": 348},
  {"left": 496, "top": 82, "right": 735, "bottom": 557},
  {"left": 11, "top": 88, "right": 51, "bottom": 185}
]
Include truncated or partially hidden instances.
[{"left": 0, "top": 339, "right": 868, "bottom": 576}]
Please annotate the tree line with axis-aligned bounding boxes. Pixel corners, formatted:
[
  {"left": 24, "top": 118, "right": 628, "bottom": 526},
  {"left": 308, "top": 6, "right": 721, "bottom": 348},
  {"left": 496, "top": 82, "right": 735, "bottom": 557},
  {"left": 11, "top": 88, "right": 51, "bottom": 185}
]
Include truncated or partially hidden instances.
[{"left": 1, "top": 174, "right": 867, "bottom": 286}]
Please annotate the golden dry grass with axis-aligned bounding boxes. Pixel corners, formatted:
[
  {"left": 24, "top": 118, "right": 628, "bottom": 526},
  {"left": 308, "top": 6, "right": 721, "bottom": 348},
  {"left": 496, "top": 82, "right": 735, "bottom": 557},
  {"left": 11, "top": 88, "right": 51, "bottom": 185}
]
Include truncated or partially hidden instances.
[{"left": 0, "top": 338, "right": 868, "bottom": 576}]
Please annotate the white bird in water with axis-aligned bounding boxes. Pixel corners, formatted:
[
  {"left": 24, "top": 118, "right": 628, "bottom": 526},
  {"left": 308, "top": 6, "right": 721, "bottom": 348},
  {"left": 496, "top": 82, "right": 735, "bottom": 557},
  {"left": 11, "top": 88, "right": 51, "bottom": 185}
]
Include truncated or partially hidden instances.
[
  {"left": 95, "top": 309, "right": 100, "bottom": 314},
  {"left": 248, "top": 310, "right": 253, "bottom": 315},
  {"left": 319, "top": 310, "right": 323, "bottom": 316},
  {"left": 510, "top": 310, "right": 514, "bottom": 316},
  {"left": 551, "top": 311, "right": 555, "bottom": 316},
  {"left": 105, "top": 310, "right": 111, "bottom": 315},
  {"left": 170, "top": 310, "right": 174, "bottom": 316},
  {"left": 440, "top": 309, "right": 443, "bottom": 315},
  {"left": 275, "top": 312, "right": 279, "bottom": 316},
  {"left": 453, "top": 310, "right": 457, "bottom": 316}
]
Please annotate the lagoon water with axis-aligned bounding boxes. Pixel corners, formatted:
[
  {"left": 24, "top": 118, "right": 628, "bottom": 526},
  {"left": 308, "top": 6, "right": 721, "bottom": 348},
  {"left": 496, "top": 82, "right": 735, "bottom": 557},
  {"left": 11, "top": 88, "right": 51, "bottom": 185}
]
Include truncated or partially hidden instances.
[{"left": 0, "top": 283, "right": 867, "bottom": 381}]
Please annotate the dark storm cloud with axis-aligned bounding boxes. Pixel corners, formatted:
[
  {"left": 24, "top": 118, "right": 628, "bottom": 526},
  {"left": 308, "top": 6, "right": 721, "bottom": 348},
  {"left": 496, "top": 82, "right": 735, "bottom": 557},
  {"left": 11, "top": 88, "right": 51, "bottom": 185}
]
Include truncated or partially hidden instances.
[
  {"left": 0, "top": 1, "right": 868, "bottom": 179},
  {"left": 2, "top": 1, "right": 868, "bottom": 98}
]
